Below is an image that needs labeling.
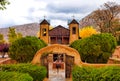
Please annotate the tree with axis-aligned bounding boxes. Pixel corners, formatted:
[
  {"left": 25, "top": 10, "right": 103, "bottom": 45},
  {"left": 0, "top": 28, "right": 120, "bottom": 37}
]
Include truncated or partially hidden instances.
[
  {"left": 8, "top": 27, "right": 23, "bottom": 43},
  {"left": 37, "top": 31, "right": 40, "bottom": 38},
  {"left": 17, "top": 32, "right": 23, "bottom": 38},
  {"left": 79, "top": 26, "right": 98, "bottom": 38},
  {"left": 0, "top": 0, "right": 10, "bottom": 10},
  {"left": 90, "top": 2, "right": 120, "bottom": 38},
  {"left": 8, "top": 27, "right": 17, "bottom": 43},
  {"left": 0, "top": 34, "right": 5, "bottom": 44},
  {"left": 70, "top": 33, "right": 117, "bottom": 63},
  {"left": 9, "top": 36, "right": 47, "bottom": 63},
  {"left": 49, "top": 25, "right": 53, "bottom": 30}
]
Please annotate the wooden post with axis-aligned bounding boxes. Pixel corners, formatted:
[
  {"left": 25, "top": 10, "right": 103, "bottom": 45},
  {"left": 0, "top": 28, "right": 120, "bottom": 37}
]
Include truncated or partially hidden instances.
[
  {"left": 62, "top": 36, "right": 63, "bottom": 44},
  {"left": 56, "top": 37, "right": 57, "bottom": 44}
]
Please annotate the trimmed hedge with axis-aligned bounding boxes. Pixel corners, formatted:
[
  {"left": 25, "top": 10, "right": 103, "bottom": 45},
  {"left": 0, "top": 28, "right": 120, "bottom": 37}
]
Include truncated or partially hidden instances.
[
  {"left": 9, "top": 36, "right": 47, "bottom": 63},
  {"left": 0, "top": 71, "right": 33, "bottom": 81},
  {"left": 72, "top": 66, "right": 120, "bottom": 81},
  {"left": 70, "top": 33, "right": 117, "bottom": 63},
  {"left": 1, "top": 63, "right": 47, "bottom": 81}
]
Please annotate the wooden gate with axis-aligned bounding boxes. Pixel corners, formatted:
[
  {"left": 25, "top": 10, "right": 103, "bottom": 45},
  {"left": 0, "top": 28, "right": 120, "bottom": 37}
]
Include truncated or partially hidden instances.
[
  {"left": 65, "top": 55, "right": 74, "bottom": 78},
  {"left": 40, "top": 54, "right": 49, "bottom": 77}
]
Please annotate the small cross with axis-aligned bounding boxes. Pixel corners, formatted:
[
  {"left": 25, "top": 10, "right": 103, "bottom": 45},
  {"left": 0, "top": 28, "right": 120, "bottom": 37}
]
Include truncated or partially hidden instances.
[
  {"left": 44, "top": 15, "right": 46, "bottom": 19},
  {"left": 72, "top": 15, "right": 75, "bottom": 19}
]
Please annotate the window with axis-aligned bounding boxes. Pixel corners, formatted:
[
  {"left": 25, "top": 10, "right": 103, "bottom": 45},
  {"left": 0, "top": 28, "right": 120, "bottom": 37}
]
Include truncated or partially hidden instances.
[
  {"left": 72, "top": 27, "right": 76, "bottom": 34},
  {"left": 42, "top": 28, "right": 47, "bottom": 36}
]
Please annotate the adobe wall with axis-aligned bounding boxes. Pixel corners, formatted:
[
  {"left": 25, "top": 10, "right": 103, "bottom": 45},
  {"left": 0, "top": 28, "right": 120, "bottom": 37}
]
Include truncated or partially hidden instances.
[
  {"left": 111, "top": 46, "right": 120, "bottom": 58},
  {"left": 107, "top": 46, "right": 120, "bottom": 64},
  {"left": 82, "top": 63, "right": 120, "bottom": 68},
  {"left": 31, "top": 44, "right": 82, "bottom": 65},
  {"left": 0, "top": 58, "right": 17, "bottom": 64},
  {"left": 32, "top": 44, "right": 120, "bottom": 67},
  {"left": 40, "top": 24, "right": 49, "bottom": 44},
  {"left": 69, "top": 24, "right": 79, "bottom": 43}
]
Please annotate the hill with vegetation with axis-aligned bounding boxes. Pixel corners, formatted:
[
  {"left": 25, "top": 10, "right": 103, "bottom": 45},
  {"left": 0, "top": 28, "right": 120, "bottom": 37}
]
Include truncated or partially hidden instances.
[{"left": 0, "top": 23, "right": 39, "bottom": 40}]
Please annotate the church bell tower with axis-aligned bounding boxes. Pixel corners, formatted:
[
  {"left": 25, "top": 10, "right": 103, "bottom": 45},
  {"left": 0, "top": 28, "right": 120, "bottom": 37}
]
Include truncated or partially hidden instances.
[
  {"left": 40, "top": 19, "right": 50, "bottom": 44},
  {"left": 69, "top": 19, "right": 79, "bottom": 44}
]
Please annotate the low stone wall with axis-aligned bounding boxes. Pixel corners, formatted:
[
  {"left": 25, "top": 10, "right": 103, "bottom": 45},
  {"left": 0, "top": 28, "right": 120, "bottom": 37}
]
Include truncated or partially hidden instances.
[
  {"left": 107, "top": 46, "right": 120, "bottom": 64},
  {"left": 111, "top": 46, "right": 120, "bottom": 58},
  {"left": 32, "top": 44, "right": 120, "bottom": 68},
  {"left": 0, "top": 58, "right": 17, "bottom": 64},
  {"left": 81, "top": 63, "right": 120, "bottom": 68},
  {"left": 107, "top": 58, "right": 120, "bottom": 64}
]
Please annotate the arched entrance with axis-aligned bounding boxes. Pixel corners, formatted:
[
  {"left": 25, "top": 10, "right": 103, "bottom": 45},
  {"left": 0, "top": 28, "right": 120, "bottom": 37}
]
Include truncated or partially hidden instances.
[{"left": 31, "top": 44, "right": 81, "bottom": 78}]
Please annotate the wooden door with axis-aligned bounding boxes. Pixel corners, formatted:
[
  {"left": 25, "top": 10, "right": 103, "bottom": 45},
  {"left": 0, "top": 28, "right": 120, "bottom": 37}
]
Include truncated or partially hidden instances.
[
  {"left": 40, "top": 55, "right": 49, "bottom": 77},
  {"left": 57, "top": 37, "right": 62, "bottom": 44},
  {"left": 65, "top": 55, "right": 74, "bottom": 78}
]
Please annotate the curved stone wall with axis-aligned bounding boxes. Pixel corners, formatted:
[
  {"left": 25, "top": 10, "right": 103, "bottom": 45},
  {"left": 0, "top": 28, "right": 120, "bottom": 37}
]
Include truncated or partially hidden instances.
[{"left": 31, "top": 44, "right": 82, "bottom": 65}]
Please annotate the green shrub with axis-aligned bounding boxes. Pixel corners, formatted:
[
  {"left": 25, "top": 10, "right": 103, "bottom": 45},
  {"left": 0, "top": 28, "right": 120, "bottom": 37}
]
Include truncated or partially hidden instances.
[
  {"left": 9, "top": 36, "right": 47, "bottom": 63},
  {"left": 70, "top": 33, "right": 117, "bottom": 63},
  {"left": 0, "top": 71, "right": 33, "bottom": 81},
  {"left": 72, "top": 66, "right": 120, "bottom": 81},
  {"left": 1, "top": 63, "right": 47, "bottom": 81}
]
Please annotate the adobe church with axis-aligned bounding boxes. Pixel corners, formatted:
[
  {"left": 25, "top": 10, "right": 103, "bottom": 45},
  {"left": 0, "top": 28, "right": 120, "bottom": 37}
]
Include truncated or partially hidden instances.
[
  {"left": 34, "top": 19, "right": 81, "bottom": 77},
  {"left": 39, "top": 19, "right": 79, "bottom": 44}
]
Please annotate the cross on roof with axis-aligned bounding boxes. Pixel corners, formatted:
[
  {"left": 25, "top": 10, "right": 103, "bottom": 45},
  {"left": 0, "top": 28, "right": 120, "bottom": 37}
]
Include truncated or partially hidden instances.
[
  {"left": 72, "top": 15, "right": 75, "bottom": 19},
  {"left": 44, "top": 15, "right": 46, "bottom": 19}
]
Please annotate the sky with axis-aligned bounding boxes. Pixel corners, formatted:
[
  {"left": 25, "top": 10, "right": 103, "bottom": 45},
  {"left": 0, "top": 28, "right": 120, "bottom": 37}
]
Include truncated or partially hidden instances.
[{"left": 0, "top": 0, "right": 120, "bottom": 28}]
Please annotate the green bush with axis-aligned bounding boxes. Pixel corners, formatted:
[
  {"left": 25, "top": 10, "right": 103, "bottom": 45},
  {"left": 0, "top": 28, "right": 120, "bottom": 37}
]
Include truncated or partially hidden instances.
[
  {"left": 9, "top": 36, "right": 47, "bottom": 63},
  {"left": 72, "top": 66, "right": 120, "bottom": 81},
  {"left": 1, "top": 63, "right": 47, "bottom": 81},
  {"left": 70, "top": 33, "right": 117, "bottom": 63},
  {"left": 0, "top": 71, "right": 33, "bottom": 81}
]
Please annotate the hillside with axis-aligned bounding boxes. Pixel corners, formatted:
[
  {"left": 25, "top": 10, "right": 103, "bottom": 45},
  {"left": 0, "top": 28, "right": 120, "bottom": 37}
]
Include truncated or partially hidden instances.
[
  {"left": 79, "top": 12, "right": 94, "bottom": 28},
  {"left": 79, "top": 12, "right": 120, "bottom": 30},
  {"left": 0, "top": 23, "right": 39, "bottom": 40}
]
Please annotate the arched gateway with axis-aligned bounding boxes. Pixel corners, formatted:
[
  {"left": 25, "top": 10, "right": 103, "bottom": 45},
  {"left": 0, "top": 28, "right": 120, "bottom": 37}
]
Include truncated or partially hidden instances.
[{"left": 31, "top": 44, "right": 82, "bottom": 78}]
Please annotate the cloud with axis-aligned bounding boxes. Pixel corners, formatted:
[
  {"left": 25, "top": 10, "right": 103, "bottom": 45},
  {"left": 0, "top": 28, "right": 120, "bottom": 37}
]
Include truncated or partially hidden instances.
[
  {"left": 0, "top": 20, "right": 15, "bottom": 28},
  {"left": 50, "top": 19, "right": 68, "bottom": 27},
  {"left": 46, "top": 0, "right": 120, "bottom": 14},
  {"left": 0, "top": 0, "right": 120, "bottom": 28},
  {"left": 0, "top": 0, "right": 47, "bottom": 28},
  {"left": 47, "top": 3, "right": 95, "bottom": 14}
]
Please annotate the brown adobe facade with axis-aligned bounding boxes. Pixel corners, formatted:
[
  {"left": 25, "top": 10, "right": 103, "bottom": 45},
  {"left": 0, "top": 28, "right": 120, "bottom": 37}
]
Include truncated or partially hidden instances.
[{"left": 39, "top": 19, "right": 79, "bottom": 44}]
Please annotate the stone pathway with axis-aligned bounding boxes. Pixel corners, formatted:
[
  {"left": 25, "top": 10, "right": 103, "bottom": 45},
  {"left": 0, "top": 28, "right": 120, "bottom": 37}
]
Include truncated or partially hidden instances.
[
  {"left": 48, "top": 62, "right": 65, "bottom": 81},
  {"left": 49, "top": 69, "right": 65, "bottom": 81},
  {"left": 47, "top": 62, "right": 72, "bottom": 81}
]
